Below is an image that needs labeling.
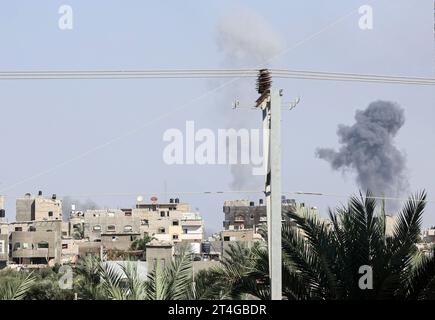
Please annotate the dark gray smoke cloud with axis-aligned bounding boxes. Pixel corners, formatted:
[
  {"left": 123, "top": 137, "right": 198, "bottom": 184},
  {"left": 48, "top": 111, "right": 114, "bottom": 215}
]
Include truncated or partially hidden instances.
[
  {"left": 61, "top": 196, "right": 98, "bottom": 221},
  {"left": 316, "top": 100, "right": 409, "bottom": 206}
]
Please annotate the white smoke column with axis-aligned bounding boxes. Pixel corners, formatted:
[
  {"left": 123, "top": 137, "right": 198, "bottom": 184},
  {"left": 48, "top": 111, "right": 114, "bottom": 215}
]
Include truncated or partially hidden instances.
[
  {"left": 316, "top": 100, "right": 409, "bottom": 212},
  {"left": 216, "top": 7, "right": 284, "bottom": 67},
  {"left": 214, "top": 6, "right": 284, "bottom": 189}
]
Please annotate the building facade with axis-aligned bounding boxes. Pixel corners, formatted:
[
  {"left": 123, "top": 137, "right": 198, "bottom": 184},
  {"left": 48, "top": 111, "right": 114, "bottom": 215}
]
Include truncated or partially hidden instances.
[
  {"left": 223, "top": 197, "right": 318, "bottom": 231},
  {"left": 10, "top": 219, "right": 62, "bottom": 265},
  {"left": 16, "top": 191, "right": 62, "bottom": 222},
  {"left": 74, "top": 197, "right": 204, "bottom": 251}
]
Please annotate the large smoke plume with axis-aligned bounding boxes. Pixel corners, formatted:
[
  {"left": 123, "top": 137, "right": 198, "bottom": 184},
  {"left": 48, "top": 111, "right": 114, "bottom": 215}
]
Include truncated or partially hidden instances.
[
  {"left": 316, "top": 100, "right": 409, "bottom": 210},
  {"left": 215, "top": 6, "right": 283, "bottom": 189}
]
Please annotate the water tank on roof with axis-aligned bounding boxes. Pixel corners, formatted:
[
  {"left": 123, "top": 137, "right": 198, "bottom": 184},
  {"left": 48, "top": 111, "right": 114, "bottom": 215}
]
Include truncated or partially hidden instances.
[{"left": 201, "top": 241, "right": 211, "bottom": 254}]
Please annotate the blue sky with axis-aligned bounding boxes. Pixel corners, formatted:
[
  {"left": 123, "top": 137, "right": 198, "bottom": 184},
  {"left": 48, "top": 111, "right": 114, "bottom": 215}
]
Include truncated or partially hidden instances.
[{"left": 0, "top": 0, "right": 434, "bottom": 233}]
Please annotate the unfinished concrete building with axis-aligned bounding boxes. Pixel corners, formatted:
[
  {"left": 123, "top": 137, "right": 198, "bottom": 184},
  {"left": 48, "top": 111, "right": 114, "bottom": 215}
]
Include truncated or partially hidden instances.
[
  {"left": 16, "top": 191, "right": 62, "bottom": 222},
  {"left": 9, "top": 192, "right": 64, "bottom": 265},
  {"left": 10, "top": 219, "right": 62, "bottom": 265},
  {"left": 74, "top": 197, "right": 204, "bottom": 251},
  {"left": 223, "top": 197, "right": 318, "bottom": 233}
]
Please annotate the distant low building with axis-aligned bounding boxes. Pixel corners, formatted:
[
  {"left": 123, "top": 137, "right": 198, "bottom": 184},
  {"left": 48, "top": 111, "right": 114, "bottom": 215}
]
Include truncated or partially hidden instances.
[
  {"left": 77, "top": 197, "right": 204, "bottom": 250},
  {"left": 16, "top": 191, "right": 62, "bottom": 222},
  {"left": 10, "top": 219, "right": 62, "bottom": 265},
  {"left": 223, "top": 197, "right": 318, "bottom": 231},
  {"left": 422, "top": 228, "right": 435, "bottom": 243}
]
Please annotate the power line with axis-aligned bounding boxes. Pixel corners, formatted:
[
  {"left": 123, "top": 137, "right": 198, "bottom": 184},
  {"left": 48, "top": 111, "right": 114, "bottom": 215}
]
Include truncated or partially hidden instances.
[
  {"left": 0, "top": 68, "right": 434, "bottom": 85},
  {"left": 0, "top": 190, "right": 431, "bottom": 203}
]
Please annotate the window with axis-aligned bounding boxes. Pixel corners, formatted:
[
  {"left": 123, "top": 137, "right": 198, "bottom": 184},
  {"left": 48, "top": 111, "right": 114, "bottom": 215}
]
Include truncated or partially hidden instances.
[
  {"left": 223, "top": 236, "right": 230, "bottom": 241},
  {"left": 172, "top": 234, "right": 179, "bottom": 240},
  {"left": 13, "top": 242, "right": 21, "bottom": 251},
  {"left": 112, "top": 236, "right": 118, "bottom": 241},
  {"left": 141, "top": 219, "right": 149, "bottom": 226},
  {"left": 48, "top": 211, "right": 53, "bottom": 217},
  {"left": 0, "top": 240, "right": 4, "bottom": 254},
  {"left": 172, "top": 220, "right": 179, "bottom": 226},
  {"left": 22, "top": 243, "right": 29, "bottom": 249},
  {"left": 124, "top": 225, "right": 133, "bottom": 232},
  {"left": 160, "top": 211, "right": 165, "bottom": 217},
  {"left": 107, "top": 225, "right": 116, "bottom": 232},
  {"left": 158, "top": 227, "right": 165, "bottom": 234},
  {"left": 15, "top": 227, "right": 23, "bottom": 232},
  {"left": 62, "top": 244, "right": 68, "bottom": 249},
  {"left": 93, "top": 225, "right": 102, "bottom": 232},
  {"left": 183, "top": 228, "right": 188, "bottom": 234},
  {"left": 37, "top": 242, "right": 49, "bottom": 249},
  {"left": 28, "top": 226, "right": 36, "bottom": 232}
]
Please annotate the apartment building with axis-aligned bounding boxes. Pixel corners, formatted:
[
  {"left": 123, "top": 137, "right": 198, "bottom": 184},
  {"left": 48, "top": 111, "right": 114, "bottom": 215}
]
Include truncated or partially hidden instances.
[
  {"left": 74, "top": 197, "right": 204, "bottom": 250},
  {"left": 223, "top": 197, "right": 317, "bottom": 231},
  {"left": 16, "top": 191, "right": 62, "bottom": 222},
  {"left": 9, "top": 192, "right": 64, "bottom": 265},
  {"left": 10, "top": 219, "right": 62, "bottom": 265}
]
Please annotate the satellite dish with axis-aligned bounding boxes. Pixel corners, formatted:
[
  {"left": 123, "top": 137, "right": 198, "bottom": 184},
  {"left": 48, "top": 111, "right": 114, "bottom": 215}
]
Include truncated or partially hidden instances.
[{"left": 136, "top": 196, "right": 143, "bottom": 203}]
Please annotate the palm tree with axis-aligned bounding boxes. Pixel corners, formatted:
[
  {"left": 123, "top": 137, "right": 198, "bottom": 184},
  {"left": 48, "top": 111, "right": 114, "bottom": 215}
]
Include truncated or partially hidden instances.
[
  {"left": 191, "top": 242, "right": 269, "bottom": 300},
  {"left": 130, "top": 234, "right": 154, "bottom": 251},
  {"left": 75, "top": 255, "right": 106, "bottom": 299},
  {"left": 97, "top": 247, "right": 194, "bottom": 300},
  {"left": 202, "top": 191, "right": 435, "bottom": 300},
  {"left": 146, "top": 247, "right": 193, "bottom": 300},
  {"left": 0, "top": 272, "right": 35, "bottom": 300},
  {"left": 280, "top": 191, "right": 435, "bottom": 299}
]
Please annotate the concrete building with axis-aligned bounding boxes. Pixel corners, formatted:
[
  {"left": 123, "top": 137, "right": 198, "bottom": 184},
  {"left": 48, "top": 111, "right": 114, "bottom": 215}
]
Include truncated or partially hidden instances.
[
  {"left": 221, "top": 228, "right": 262, "bottom": 242},
  {"left": 101, "top": 233, "right": 141, "bottom": 251},
  {"left": 146, "top": 240, "right": 174, "bottom": 273},
  {"left": 78, "top": 197, "right": 204, "bottom": 248},
  {"left": 223, "top": 197, "right": 318, "bottom": 231},
  {"left": 10, "top": 220, "right": 62, "bottom": 265},
  {"left": 422, "top": 228, "right": 435, "bottom": 243},
  {"left": 8, "top": 192, "right": 64, "bottom": 265},
  {"left": 16, "top": 191, "right": 62, "bottom": 222}
]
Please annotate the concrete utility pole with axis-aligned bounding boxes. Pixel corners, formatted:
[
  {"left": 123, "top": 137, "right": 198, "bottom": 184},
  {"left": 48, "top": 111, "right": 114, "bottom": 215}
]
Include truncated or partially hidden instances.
[{"left": 256, "top": 69, "right": 282, "bottom": 300}]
